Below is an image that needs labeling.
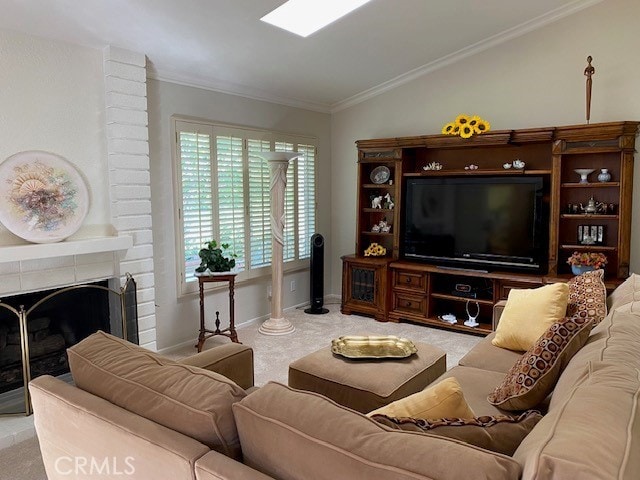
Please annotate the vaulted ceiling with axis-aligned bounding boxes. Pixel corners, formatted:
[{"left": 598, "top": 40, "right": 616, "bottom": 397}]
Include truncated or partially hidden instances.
[{"left": 0, "top": 0, "right": 601, "bottom": 112}]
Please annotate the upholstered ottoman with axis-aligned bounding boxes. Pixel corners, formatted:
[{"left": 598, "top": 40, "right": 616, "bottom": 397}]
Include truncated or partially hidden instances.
[{"left": 288, "top": 342, "right": 446, "bottom": 413}]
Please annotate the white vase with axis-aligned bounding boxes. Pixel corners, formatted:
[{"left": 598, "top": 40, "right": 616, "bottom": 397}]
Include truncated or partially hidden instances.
[{"left": 597, "top": 169, "right": 611, "bottom": 182}]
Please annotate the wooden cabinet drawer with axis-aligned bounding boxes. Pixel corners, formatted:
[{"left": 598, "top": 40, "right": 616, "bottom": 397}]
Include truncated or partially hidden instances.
[
  {"left": 393, "top": 270, "right": 427, "bottom": 293},
  {"left": 392, "top": 292, "right": 427, "bottom": 316},
  {"left": 497, "top": 279, "right": 543, "bottom": 300}
]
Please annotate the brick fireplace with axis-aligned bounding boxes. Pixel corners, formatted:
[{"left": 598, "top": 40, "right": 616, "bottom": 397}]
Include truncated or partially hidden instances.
[{"left": 0, "top": 46, "right": 156, "bottom": 351}]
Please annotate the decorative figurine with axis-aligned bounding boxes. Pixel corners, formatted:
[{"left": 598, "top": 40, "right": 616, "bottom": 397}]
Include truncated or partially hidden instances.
[
  {"left": 464, "top": 164, "right": 478, "bottom": 170},
  {"left": 503, "top": 163, "right": 512, "bottom": 169},
  {"left": 423, "top": 162, "right": 443, "bottom": 171},
  {"left": 513, "top": 159, "right": 525, "bottom": 169},
  {"left": 378, "top": 219, "right": 391, "bottom": 233},
  {"left": 584, "top": 55, "right": 595, "bottom": 124},
  {"left": 371, "top": 223, "right": 381, "bottom": 233},
  {"left": 371, "top": 195, "right": 383, "bottom": 209},
  {"left": 383, "top": 193, "right": 395, "bottom": 209}
]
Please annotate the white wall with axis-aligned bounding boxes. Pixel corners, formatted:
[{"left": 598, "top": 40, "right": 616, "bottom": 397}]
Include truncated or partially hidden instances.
[
  {"left": 330, "top": 0, "right": 640, "bottom": 294},
  {"left": 147, "top": 80, "right": 331, "bottom": 350},
  {"left": 0, "top": 28, "right": 109, "bottom": 240}
]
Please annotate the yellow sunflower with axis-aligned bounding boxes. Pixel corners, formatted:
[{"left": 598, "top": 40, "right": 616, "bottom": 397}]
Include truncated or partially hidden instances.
[
  {"left": 469, "top": 115, "right": 482, "bottom": 128},
  {"left": 442, "top": 122, "right": 456, "bottom": 135},
  {"left": 452, "top": 125, "right": 461, "bottom": 135},
  {"left": 474, "top": 119, "right": 491, "bottom": 134},
  {"left": 455, "top": 114, "right": 470, "bottom": 126},
  {"left": 460, "top": 124, "right": 474, "bottom": 139}
]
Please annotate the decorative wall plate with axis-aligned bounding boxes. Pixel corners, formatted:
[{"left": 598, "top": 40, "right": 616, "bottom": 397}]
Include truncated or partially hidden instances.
[
  {"left": 0, "top": 151, "right": 89, "bottom": 243},
  {"left": 331, "top": 335, "right": 417, "bottom": 359},
  {"left": 370, "top": 166, "right": 391, "bottom": 184}
]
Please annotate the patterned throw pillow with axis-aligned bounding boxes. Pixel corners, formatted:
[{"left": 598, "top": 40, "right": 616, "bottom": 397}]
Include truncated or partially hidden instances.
[
  {"left": 488, "top": 315, "right": 592, "bottom": 411},
  {"left": 372, "top": 410, "right": 542, "bottom": 456},
  {"left": 567, "top": 269, "right": 608, "bottom": 326}
]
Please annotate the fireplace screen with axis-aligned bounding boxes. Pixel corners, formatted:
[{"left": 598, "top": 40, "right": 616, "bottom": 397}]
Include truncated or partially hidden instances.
[{"left": 0, "top": 274, "right": 138, "bottom": 415}]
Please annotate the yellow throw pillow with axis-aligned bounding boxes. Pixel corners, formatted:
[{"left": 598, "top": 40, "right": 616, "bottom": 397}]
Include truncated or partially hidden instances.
[
  {"left": 367, "top": 377, "right": 475, "bottom": 419},
  {"left": 492, "top": 282, "right": 569, "bottom": 351}
]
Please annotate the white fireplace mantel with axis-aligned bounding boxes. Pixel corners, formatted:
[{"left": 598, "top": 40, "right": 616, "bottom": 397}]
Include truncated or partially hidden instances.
[{"left": 0, "top": 235, "right": 133, "bottom": 263}]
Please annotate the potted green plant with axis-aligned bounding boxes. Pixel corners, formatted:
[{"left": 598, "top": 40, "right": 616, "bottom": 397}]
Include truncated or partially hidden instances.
[{"left": 195, "top": 240, "right": 237, "bottom": 273}]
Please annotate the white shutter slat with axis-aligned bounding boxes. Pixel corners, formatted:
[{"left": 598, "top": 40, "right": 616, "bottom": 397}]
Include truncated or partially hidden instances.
[
  {"left": 216, "top": 135, "right": 245, "bottom": 271},
  {"left": 179, "top": 131, "right": 213, "bottom": 279}
]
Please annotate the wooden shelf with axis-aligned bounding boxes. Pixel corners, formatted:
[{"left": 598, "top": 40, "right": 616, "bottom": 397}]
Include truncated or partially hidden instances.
[
  {"left": 561, "top": 214, "right": 618, "bottom": 219},
  {"left": 363, "top": 208, "right": 395, "bottom": 213},
  {"left": 560, "top": 182, "right": 620, "bottom": 188},
  {"left": 430, "top": 293, "right": 494, "bottom": 306},
  {"left": 362, "top": 184, "right": 394, "bottom": 189},
  {"left": 408, "top": 316, "right": 492, "bottom": 335},
  {"left": 405, "top": 169, "right": 551, "bottom": 177},
  {"left": 560, "top": 244, "right": 617, "bottom": 251},
  {"left": 361, "top": 232, "right": 394, "bottom": 236}
]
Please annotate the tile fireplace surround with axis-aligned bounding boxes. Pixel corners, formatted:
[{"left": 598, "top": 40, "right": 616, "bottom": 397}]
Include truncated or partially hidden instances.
[{"left": 0, "top": 46, "right": 156, "bottom": 353}]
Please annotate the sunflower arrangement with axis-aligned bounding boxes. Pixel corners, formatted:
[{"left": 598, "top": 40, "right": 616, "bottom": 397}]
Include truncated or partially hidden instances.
[
  {"left": 364, "top": 242, "right": 387, "bottom": 257},
  {"left": 442, "top": 114, "right": 490, "bottom": 139}
]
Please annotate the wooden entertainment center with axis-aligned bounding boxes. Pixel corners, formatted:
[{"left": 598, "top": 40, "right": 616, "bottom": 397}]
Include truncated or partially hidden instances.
[{"left": 341, "top": 121, "right": 639, "bottom": 335}]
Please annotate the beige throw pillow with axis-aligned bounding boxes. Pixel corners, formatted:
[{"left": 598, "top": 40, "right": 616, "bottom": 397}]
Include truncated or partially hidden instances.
[
  {"left": 367, "top": 377, "right": 475, "bottom": 419},
  {"left": 492, "top": 283, "right": 569, "bottom": 351}
]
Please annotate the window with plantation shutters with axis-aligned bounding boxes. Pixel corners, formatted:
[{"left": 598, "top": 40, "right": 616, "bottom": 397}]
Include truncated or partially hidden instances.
[
  {"left": 173, "top": 118, "right": 318, "bottom": 295},
  {"left": 176, "top": 127, "right": 214, "bottom": 281}
]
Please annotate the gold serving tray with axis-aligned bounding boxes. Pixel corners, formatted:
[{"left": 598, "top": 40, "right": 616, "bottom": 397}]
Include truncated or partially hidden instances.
[{"left": 331, "top": 335, "right": 417, "bottom": 359}]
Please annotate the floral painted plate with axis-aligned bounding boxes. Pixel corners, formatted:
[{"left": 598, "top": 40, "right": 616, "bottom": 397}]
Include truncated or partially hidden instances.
[
  {"left": 0, "top": 151, "right": 89, "bottom": 243},
  {"left": 370, "top": 165, "right": 391, "bottom": 184}
]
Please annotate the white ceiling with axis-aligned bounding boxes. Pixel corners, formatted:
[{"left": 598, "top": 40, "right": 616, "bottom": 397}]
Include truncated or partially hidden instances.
[{"left": 0, "top": 0, "right": 601, "bottom": 112}]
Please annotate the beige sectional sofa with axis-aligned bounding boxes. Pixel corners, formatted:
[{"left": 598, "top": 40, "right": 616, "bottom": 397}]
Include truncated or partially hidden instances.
[{"left": 30, "top": 275, "right": 640, "bottom": 479}]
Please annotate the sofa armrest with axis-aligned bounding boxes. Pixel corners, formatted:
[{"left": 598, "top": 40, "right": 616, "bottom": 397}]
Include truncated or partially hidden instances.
[
  {"left": 179, "top": 343, "right": 254, "bottom": 390},
  {"left": 493, "top": 300, "right": 508, "bottom": 330},
  {"left": 195, "top": 450, "right": 276, "bottom": 480}
]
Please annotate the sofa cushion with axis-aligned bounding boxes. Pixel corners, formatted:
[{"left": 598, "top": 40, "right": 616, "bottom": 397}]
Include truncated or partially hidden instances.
[
  {"left": 67, "top": 331, "right": 246, "bottom": 459},
  {"left": 567, "top": 269, "right": 608, "bottom": 326},
  {"left": 488, "top": 315, "right": 592, "bottom": 411},
  {"left": 29, "top": 375, "right": 212, "bottom": 480},
  {"left": 458, "top": 333, "right": 524, "bottom": 373},
  {"left": 550, "top": 308, "right": 640, "bottom": 410},
  {"left": 607, "top": 273, "right": 640, "bottom": 311},
  {"left": 367, "top": 377, "right": 475, "bottom": 419},
  {"left": 233, "top": 382, "right": 521, "bottom": 480},
  {"left": 514, "top": 362, "right": 640, "bottom": 480},
  {"left": 371, "top": 410, "right": 542, "bottom": 456},
  {"left": 492, "top": 283, "right": 569, "bottom": 351}
]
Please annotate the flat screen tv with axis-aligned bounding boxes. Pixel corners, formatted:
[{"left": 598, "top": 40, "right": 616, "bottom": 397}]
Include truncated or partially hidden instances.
[{"left": 401, "top": 176, "right": 548, "bottom": 273}]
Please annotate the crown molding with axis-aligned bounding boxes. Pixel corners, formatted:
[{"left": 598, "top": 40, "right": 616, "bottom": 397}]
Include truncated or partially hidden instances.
[
  {"left": 330, "top": 0, "right": 603, "bottom": 113},
  {"left": 147, "top": 69, "right": 332, "bottom": 114}
]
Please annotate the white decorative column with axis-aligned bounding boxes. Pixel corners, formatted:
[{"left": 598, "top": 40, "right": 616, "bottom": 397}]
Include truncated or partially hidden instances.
[{"left": 256, "top": 152, "right": 302, "bottom": 336}]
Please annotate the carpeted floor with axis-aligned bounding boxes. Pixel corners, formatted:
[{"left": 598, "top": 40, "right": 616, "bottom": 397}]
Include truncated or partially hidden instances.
[{"left": 0, "top": 303, "right": 481, "bottom": 479}]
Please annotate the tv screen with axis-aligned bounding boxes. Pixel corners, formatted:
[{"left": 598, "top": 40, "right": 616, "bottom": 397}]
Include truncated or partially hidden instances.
[{"left": 402, "top": 176, "right": 548, "bottom": 272}]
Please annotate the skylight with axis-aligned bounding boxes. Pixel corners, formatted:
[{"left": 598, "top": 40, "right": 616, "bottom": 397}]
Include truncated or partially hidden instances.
[{"left": 260, "top": 0, "right": 372, "bottom": 38}]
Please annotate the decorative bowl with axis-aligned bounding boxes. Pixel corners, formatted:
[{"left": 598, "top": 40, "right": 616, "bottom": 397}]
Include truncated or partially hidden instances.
[{"left": 574, "top": 168, "right": 595, "bottom": 184}]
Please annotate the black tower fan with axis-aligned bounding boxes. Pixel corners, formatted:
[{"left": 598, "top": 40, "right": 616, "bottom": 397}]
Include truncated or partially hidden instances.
[{"left": 304, "top": 233, "right": 329, "bottom": 314}]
